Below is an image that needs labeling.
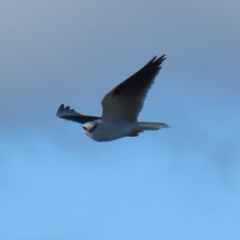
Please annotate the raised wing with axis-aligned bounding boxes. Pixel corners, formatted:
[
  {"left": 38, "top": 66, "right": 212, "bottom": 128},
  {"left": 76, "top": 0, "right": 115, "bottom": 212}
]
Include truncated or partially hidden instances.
[
  {"left": 56, "top": 104, "right": 100, "bottom": 124},
  {"left": 101, "top": 55, "right": 166, "bottom": 122}
]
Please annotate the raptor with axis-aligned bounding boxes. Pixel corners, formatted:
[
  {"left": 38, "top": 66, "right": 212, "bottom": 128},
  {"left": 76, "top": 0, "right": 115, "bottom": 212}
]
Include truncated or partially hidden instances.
[{"left": 56, "top": 55, "right": 169, "bottom": 141}]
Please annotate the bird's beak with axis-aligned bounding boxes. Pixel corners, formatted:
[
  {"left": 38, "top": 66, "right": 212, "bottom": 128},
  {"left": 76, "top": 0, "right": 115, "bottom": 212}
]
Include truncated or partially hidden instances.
[{"left": 82, "top": 126, "right": 88, "bottom": 132}]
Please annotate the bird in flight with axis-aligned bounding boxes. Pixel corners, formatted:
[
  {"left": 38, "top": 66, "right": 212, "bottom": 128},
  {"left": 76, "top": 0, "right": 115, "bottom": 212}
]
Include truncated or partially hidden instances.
[{"left": 56, "top": 55, "right": 169, "bottom": 142}]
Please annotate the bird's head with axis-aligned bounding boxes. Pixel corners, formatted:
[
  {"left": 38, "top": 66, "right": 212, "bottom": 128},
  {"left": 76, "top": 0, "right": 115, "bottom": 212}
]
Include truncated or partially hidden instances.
[{"left": 82, "top": 121, "right": 99, "bottom": 136}]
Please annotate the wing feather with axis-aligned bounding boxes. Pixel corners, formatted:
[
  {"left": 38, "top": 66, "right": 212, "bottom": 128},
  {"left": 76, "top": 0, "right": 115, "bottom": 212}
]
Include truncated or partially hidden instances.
[
  {"left": 56, "top": 104, "right": 100, "bottom": 124},
  {"left": 101, "top": 55, "right": 166, "bottom": 122}
]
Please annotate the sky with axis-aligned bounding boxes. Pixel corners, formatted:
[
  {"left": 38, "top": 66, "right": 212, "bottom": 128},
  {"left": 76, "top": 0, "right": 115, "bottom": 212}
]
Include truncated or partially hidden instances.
[{"left": 1, "top": 0, "right": 240, "bottom": 239}]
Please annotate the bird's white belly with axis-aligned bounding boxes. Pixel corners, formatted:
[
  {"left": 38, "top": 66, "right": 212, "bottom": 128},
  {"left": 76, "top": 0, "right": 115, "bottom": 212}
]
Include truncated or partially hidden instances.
[{"left": 90, "top": 121, "right": 135, "bottom": 142}]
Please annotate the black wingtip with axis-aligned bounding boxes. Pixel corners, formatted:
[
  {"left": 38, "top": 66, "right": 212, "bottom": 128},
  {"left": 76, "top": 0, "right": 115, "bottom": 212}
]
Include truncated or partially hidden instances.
[
  {"left": 156, "top": 54, "right": 166, "bottom": 63},
  {"left": 148, "top": 54, "right": 166, "bottom": 66},
  {"left": 56, "top": 104, "right": 64, "bottom": 115},
  {"left": 150, "top": 56, "right": 158, "bottom": 62}
]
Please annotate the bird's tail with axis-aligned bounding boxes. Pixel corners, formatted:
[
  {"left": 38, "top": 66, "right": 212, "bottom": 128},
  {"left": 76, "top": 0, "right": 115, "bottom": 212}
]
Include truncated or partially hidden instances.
[{"left": 137, "top": 122, "right": 170, "bottom": 131}]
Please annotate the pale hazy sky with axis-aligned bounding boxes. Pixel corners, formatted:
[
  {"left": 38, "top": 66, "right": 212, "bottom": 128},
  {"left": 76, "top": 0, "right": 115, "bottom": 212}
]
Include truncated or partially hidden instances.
[{"left": 1, "top": 0, "right": 240, "bottom": 239}]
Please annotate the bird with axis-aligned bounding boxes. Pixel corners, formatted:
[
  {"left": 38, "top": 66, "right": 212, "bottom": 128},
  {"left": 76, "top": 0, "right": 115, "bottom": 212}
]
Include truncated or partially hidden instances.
[{"left": 56, "top": 55, "right": 169, "bottom": 142}]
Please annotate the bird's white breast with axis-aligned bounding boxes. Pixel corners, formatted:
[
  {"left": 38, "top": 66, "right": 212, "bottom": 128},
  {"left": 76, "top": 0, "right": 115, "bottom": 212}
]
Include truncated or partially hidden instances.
[{"left": 89, "top": 121, "right": 135, "bottom": 142}]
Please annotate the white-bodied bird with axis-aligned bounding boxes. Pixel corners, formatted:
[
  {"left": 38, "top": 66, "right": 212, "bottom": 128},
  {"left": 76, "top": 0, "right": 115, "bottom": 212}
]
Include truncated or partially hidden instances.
[{"left": 56, "top": 55, "right": 169, "bottom": 141}]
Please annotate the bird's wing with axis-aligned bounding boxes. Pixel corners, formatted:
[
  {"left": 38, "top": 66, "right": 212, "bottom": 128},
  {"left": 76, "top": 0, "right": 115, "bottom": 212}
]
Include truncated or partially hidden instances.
[
  {"left": 56, "top": 104, "right": 100, "bottom": 124},
  {"left": 101, "top": 55, "right": 166, "bottom": 122}
]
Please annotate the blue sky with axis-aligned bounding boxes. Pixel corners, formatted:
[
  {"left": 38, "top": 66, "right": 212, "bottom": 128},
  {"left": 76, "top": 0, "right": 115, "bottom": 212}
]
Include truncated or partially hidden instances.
[{"left": 1, "top": 0, "right": 240, "bottom": 239}]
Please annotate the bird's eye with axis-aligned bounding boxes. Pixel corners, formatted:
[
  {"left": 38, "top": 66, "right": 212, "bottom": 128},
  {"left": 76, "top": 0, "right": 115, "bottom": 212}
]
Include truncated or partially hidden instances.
[{"left": 82, "top": 126, "right": 88, "bottom": 131}]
